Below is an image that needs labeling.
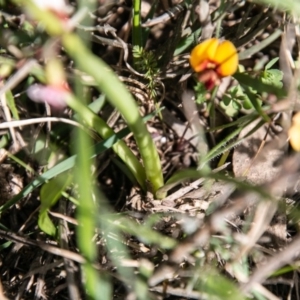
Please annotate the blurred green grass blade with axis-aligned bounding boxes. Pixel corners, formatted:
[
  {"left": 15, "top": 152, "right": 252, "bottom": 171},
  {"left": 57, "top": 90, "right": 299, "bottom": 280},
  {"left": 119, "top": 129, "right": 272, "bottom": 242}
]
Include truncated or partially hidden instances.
[
  {"left": 83, "top": 264, "right": 112, "bottom": 300},
  {"left": 270, "top": 265, "right": 298, "bottom": 277},
  {"left": 74, "top": 97, "right": 105, "bottom": 298},
  {"left": 100, "top": 212, "right": 148, "bottom": 297},
  {"left": 238, "top": 29, "right": 282, "bottom": 60},
  {"left": 93, "top": 188, "right": 139, "bottom": 295},
  {"left": 197, "top": 268, "right": 246, "bottom": 300},
  {"left": 158, "top": 168, "right": 271, "bottom": 200},
  {"left": 254, "top": 0, "right": 300, "bottom": 16},
  {"left": 110, "top": 216, "right": 177, "bottom": 249},
  {"left": 242, "top": 87, "right": 270, "bottom": 122}
]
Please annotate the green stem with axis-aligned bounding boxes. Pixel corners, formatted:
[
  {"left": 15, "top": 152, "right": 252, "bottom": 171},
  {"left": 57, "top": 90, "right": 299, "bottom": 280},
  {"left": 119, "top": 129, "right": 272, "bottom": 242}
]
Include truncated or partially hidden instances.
[
  {"left": 62, "top": 33, "right": 164, "bottom": 196},
  {"left": 132, "top": 0, "right": 143, "bottom": 48}
]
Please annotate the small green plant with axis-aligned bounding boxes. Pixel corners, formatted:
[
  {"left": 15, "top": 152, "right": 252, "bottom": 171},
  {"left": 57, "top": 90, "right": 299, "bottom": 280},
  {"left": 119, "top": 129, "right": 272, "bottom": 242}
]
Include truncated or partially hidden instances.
[
  {"left": 220, "top": 58, "right": 283, "bottom": 117},
  {"left": 258, "top": 57, "right": 283, "bottom": 88},
  {"left": 132, "top": 45, "right": 160, "bottom": 100},
  {"left": 194, "top": 81, "right": 208, "bottom": 104}
]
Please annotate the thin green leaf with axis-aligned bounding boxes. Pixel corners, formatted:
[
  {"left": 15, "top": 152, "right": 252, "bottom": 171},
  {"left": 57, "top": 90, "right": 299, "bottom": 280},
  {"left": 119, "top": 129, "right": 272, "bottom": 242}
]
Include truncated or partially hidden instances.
[
  {"left": 265, "top": 57, "right": 279, "bottom": 70},
  {"left": 38, "top": 172, "right": 72, "bottom": 235},
  {"left": 197, "top": 268, "right": 247, "bottom": 300},
  {"left": 40, "top": 172, "right": 72, "bottom": 214},
  {"left": 174, "top": 28, "right": 202, "bottom": 56},
  {"left": 108, "top": 216, "right": 177, "bottom": 249},
  {"left": 238, "top": 29, "right": 282, "bottom": 60},
  {"left": 5, "top": 90, "right": 19, "bottom": 120},
  {"left": 158, "top": 168, "right": 272, "bottom": 200},
  {"left": 242, "top": 86, "right": 270, "bottom": 122},
  {"left": 38, "top": 211, "right": 57, "bottom": 236}
]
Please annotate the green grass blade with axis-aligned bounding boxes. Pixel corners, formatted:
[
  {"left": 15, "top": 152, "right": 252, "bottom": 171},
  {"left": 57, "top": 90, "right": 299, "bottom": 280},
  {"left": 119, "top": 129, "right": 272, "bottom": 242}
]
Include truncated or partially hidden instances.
[
  {"left": 74, "top": 109, "right": 109, "bottom": 299},
  {"left": 132, "top": 0, "right": 143, "bottom": 48},
  {"left": 66, "top": 93, "right": 147, "bottom": 191},
  {"left": 5, "top": 90, "right": 19, "bottom": 120},
  {"left": 254, "top": 0, "right": 300, "bottom": 16}
]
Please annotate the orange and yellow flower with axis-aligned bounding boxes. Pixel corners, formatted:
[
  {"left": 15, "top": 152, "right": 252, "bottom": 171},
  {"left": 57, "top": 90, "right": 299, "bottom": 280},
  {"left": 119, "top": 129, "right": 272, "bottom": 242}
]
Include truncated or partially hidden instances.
[{"left": 189, "top": 38, "right": 238, "bottom": 90}]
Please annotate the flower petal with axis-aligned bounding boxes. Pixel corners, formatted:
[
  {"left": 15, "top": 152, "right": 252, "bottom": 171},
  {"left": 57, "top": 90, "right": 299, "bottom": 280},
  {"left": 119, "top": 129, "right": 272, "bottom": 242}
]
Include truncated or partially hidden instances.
[
  {"left": 189, "top": 38, "right": 219, "bottom": 72},
  {"left": 289, "top": 125, "right": 300, "bottom": 152},
  {"left": 214, "top": 40, "right": 238, "bottom": 76},
  {"left": 32, "top": 0, "right": 71, "bottom": 16},
  {"left": 292, "top": 112, "right": 300, "bottom": 126},
  {"left": 27, "top": 84, "right": 68, "bottom": 110}
]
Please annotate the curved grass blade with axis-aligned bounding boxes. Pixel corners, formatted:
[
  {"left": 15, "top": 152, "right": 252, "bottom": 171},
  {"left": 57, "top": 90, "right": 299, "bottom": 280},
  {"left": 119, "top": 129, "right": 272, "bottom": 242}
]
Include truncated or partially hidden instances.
[{"left": 62, "top": 33, "right": 164, "bottom": 196}]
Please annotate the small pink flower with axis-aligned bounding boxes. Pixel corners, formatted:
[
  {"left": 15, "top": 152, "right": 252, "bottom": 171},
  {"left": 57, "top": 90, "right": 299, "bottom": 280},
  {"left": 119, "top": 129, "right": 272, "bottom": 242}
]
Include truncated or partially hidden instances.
[{"left": 27, "top": 83, "right": 70, "bottom": 111}]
